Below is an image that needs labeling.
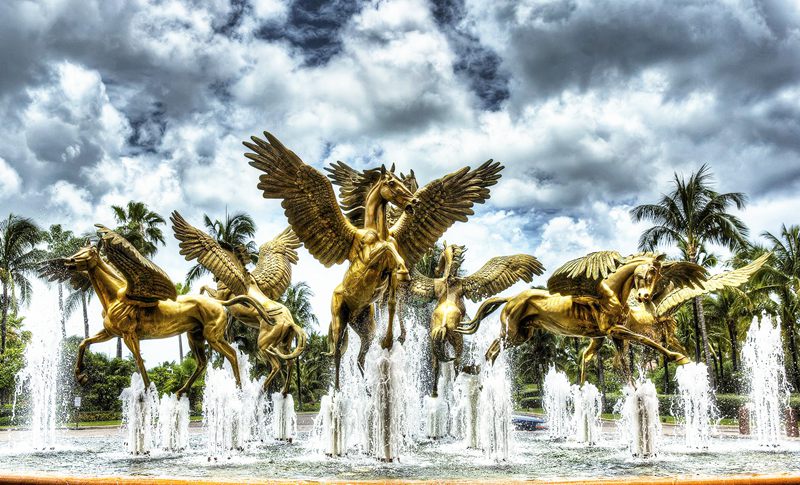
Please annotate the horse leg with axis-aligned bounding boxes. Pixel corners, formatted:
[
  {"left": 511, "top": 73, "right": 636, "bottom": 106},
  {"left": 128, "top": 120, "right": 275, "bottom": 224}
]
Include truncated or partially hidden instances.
[
  {"left": 75, "top": 329, "right": 113, "bottom": 385},
  {"left": 259, "top": 351, "right": 280, "bottom": 394},
  {"left": 580, "top": 338, "right": 604, "bottom": 385},
  {"left": 122, "top": 333, "right": 150, "bottom": 388},
  {"left": 431, "top": 351, "right": 440, "bottom": 398},
  {"left": 177, "top": 330, "right": 207, "bottom": 398},
  {"left": 450, "top": 332, "right": 464, "bottom": 374},
  {"left": 355, "top": 306, "right": 374, "bottom": 376},
  {"left": 329, "top": 288, "right": 349, "bottom": 391},
  {"left": 607, "top": 325, "right": 690, "bottom": 365},
  {"left": 209, "top": 339, "right": 242, "bottom": 387},
  {"left": 380, "top": 276, "right": 397, "bottom": 350}
]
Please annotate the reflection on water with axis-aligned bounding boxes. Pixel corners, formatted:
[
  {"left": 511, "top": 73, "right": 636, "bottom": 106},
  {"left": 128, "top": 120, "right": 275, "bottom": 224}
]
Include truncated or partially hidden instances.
[{"left": 1, "top": 431, "right": 799, "bottom": 481}]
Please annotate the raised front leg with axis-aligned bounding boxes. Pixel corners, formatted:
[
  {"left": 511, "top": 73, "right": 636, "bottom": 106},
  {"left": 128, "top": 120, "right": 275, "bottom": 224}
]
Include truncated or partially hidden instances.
[
  {"left": 75, "top": 329, "right": 114, "bottom": 385},
  {"left": 329, "top": 288, "right": 349, "bottom": 390},
  {"left": 580, "top": 338, "right": 604, "bottom": 385},
  {"left": 606, "top": 325, "right": 690, "bottom": 365},
  {"left": 380, "top": 277, "right": 397, "bottom": 350}
]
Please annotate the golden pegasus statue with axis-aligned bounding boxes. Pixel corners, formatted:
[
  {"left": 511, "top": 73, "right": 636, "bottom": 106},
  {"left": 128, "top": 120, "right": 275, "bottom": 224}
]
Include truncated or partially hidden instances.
[
  {"left": 244, "top": 132, "right": 503, "bottom": 390},
  {"left": 170, "top": 211, "right": 307, "bottom": 396},
  {"left": 457, "top": 251, "right": 710, "bottom": 379},
  {"left": 408, "top": 242, "right": 544, "bottom": 396},
  {"left": 578, "top": 252, "right": 770, "bottom": 383},
  {"left": 38, "top": 226, "right": 272, "bottom": 396}
]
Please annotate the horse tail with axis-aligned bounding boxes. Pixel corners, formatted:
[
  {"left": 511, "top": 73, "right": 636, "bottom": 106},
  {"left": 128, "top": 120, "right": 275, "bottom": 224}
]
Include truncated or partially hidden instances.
[
  {"left": 218, "top": 295, "right": 277, "bottom": 327},
  {"left": 455, "top": 296, "right": 509, "bottom": 335},
  {"left": 272, "top": 325, "right": 307, "bottom": 361}
]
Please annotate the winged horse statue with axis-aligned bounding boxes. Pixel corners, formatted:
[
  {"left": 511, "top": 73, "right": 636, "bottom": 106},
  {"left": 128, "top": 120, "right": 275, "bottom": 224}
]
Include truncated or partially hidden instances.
[
  {"left": 171, "top": 211, "right": 307, "bottom": 395},
  {"left": 244, "top": 132, "right": 503, "bottom": 390}
]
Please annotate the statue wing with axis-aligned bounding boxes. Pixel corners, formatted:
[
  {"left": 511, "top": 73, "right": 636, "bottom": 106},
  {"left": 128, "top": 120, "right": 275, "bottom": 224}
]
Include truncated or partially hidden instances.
[
  {"left": 251, "top": 227, "right": 301, "bottom": 300},
  {"left": 95, "top": 225, "right": 177, "bottom": 304},
  {"left": 655, "top": 253, "right": 769, "bottom": 316},
  {"left": 245, "top": 132, "right": 357, "bottom": 267},
  {"left": 462, "top": 254, "right": 545, "bottom": 302},
  {"left": 325, "top": 160, "right": 366, "bottom": 227},
  {"left": 170, "top": 211, "right": 249, "bottom": 296},
  {"left": 408, "top": 269, "right": 436, "bottom": 300},
  {"left": 391, "top": 160, "right": 503, "bottom": 268},
  {"left": 37, "top": 258, "right": 92, "bottom": 292},
  {"left": 547, "top": 251, "right": 624, "bottom": 297}
]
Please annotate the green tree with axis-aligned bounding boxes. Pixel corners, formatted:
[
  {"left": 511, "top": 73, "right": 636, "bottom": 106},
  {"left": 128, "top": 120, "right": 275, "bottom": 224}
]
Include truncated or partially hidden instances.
[
  {"left": 111, "top": 201, "right": 166, "bottom": 357},
  {"left": 0, "top": 313, "right": 31, "bottom": 403},
  {"left": 41, "top": 225, "right": 82, "bottom": 338},
  {"left": 280, "top": 281, "right": 318, "bottom": 409},
  {"left": 631, "top": 164, "right": 748, "bottom": 388},
  {"left": 184, "top": 210, "right": 257, "bottom": 286},
  {"left": 0, "top": 215, "right": 44, "bottom": 353}
]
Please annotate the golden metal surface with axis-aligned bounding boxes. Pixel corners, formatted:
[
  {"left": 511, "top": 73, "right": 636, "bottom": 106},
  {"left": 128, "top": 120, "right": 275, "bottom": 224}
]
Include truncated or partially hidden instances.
[
  {"left": 171, "top": 212, "right": 307, "bottom": 395},
  {"left": 39, "top": 228, "right": 272, "bottom": 396},
  {"left": 457, "top": 252, "right": 712, "bottom": 381},
  {"left": 409, "top": 243, "right": 544, "bottom": 396},
  {"left": 244, "top": 132, "right": 503, "bottom": 389}
]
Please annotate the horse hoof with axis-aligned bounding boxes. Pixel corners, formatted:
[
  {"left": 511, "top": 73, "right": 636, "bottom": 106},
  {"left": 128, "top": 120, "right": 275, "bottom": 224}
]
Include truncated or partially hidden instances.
[
  {"left": 76, "top": 373, "right": 89, "bottom": 386},
  {"left": 675, "top": 355, "right": 691, "bottom": 365}
]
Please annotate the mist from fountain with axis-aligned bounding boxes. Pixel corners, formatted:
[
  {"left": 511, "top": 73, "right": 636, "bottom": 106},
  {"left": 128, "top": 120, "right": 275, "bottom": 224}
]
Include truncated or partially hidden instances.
[
  {"left": 741, "top": 314, "right": 789, "bottom": 447},
  {"left": 617, "top": 377, "right": 661, "bottom": 458},
  {"left": 12, "top": 322, "right": 62, "bottom": 450},
  {"left": 674, "top": 362, "right": 717, "bottom": 449},
  {"left": 543, "top": 367, "right": 572, "bottom": 440}
]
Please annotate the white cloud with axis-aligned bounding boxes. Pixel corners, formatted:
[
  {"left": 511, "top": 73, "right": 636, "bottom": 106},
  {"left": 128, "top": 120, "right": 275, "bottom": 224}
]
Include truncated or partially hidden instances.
[{"left": 0, "top": 157, "right": 22, "bottom": 198}]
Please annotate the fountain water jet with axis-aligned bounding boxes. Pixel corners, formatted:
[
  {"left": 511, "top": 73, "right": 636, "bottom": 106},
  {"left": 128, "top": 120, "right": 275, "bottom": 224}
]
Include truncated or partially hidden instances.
[
  {"left": 543, "top": 367, "right": 572, "bottom": 440},
  {"left": 478, "top": 350, "right": 512, "bottom": 460},
  {"left": 741, "top": 314, "right": 789, "bottom": 447},
  {"left": 120, "top": 373, "right": 159, "bottom": 454},
  {"left": 424, "top": 361, "right": 454, "bottom": 439},
  {"left": 12, "top": 325, "right": 62, "bottom": 450},
  {"left": 572, "top": 382, "right": 602, "bottom": 445},
  {"left": 454, "top": 369, "right": 481, "bottom": 448},
  {"left": 617, "top": 377, "right": 661, "bottom": 458},
  {"left": 271, "top": 392, "right": 296, "bottom": 442},
  {"left": 156, "top": 394, "right": 190, "bottom": 451},
  {"left": 674, "top": 362, "right": 717, "bottom": 449}
]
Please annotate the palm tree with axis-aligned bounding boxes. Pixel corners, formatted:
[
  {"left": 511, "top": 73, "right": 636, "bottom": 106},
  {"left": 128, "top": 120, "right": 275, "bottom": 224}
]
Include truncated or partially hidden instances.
[
  {"left": 185, "top": 210, "right": 257, "bottom": 286},
  {"left": 0, "top": 215, "right": 44, "bottom": 353},
  {"left": 175, "top": 282, "right": 191, "bottom": 362},
  {"left": 64, "top": 285, "right": 93, "bottom": 339},
  {"left": 631, "top": 164, "right": 748, "bottom": 388},
  {"left": 41, "top": 225, "right": 82, "bottom": 338},
  {"left": 759, "top": 225, "right": 800, "bottom": 389},
  {"left": 111, "top": 201, "right": 166, "bottom": 258},
  {"left": 280, "top": 281, "right": 318, "bottom": 409},
  {"left": 111, "top": 201, "right": 167, "bottom": 356}
]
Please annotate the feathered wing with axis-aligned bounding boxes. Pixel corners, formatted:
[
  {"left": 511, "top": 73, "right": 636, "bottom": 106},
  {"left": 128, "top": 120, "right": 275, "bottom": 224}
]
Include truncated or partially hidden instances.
[
  {"left": 462, "top": 254, "right": 546, "bottom": 302},
  {"left": 408, "top": 269, "right": 436, "bottom": 300},
  {"left": 655, "top": 253, "right": 770, "bottom": 316},
  {"left": 170, "top": 211, "right": 249, "bottom": 296},
  {"left": 391, "top": 160, "right": 504, "bottom": 268},
  {"left": 251, "top": 227, "right": 301, "bottom": 300},
  {"left": 244, "top": 132, "right": 357, "bottom": 267},
  {"left": 325, "top": 161, "right": 366, "bottom": 226},
  {"left": 37, "top": 258, "right": 92, "bottom": 292},
  {"left": 95, "top": 225, "right": 177, "bottom": 304},
  {"left": 547, "top": 251, "right": 624, "bottom": 297}
]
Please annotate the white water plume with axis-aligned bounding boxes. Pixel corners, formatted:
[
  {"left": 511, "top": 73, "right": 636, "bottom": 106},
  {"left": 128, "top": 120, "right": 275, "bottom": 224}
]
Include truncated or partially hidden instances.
[{"left": 674, "top": 362, "right": 718, "bottom": 449}]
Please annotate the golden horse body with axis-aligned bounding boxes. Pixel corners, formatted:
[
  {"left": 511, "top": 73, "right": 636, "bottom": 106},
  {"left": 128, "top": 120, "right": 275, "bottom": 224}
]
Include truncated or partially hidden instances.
[
  {"left": 39, "top": 227, "right": 270, "bottom": 396},
  {"left": 457, "top": 251, "right": 711, "bottom": 380},
  {"left": 171, "top": 212, "right": 307, "bottom": 395},
  {"left": 577, "top": 252, "right": 770, "bottom": 382},
  {"left": 409, "top": 243, "right": 544, "bottom": 396},
  {"left": 244, "top": 132, "right": 503, "bottom": 389}
]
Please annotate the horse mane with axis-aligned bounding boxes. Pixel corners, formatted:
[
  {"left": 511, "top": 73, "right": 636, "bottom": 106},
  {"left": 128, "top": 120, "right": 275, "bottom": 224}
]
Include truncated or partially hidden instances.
[{"left": 338, "top": 167, "right": 383, "bottom": 227}]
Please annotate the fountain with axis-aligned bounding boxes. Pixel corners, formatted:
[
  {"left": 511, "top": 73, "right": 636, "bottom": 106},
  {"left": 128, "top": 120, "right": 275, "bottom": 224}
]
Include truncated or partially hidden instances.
[
  {"left": 543, "top": 367, "right": 572, "bottom": 440},
  {"left": 424, "top": 361, "right": 454, "bottom": 439},
  {"left": 119, "top": 373, "right": 159, "bottom": 455},
  {"left": 573, "top": 382, "right": 602, "bottom": 445},
  {"left": 12, "top": 321, "right": 62, "bottom": 450},
  {"left": 477, "top": 349, "right": 512, "bottom": 460},
  {"left": 271, "top": 392, "right": 296, "bottom": 442},
  {"left": 674, "top": 362, "right": 717, "bottom": 449},
  {"left": 453, "top": 368, "right": 481, "bottom": 448},
  {"left": 156, "top": 393, "right": 190, "bottom": 451},
  {"left": 741, "top": 314, "right": 789, "bottom": 447},
  {"left": 617, "top": 377, "right": 661, "bottom": 458}
]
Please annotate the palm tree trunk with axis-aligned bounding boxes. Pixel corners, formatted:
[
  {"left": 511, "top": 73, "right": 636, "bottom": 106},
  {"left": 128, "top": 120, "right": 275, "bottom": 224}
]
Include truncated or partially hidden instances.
[
  {"left": 1, "top": 282, "right": 8, "bottom": 353},
  {"left": 116, "top": 337, "right": 122, "bottom": 359},
  {"left": 726, "top": 318, "right": 739, "bottom": 373},
  {"left": 784, "top": 312, "right": 800, "bottom": 391},
  {"left": 58, "top": 283, "right": 65, "bottom": 338},
  {"left": 178, "top": 335, "right": 184, "bottom": 363},
  {"left": 693, "top": 296, "right": 716, "bottom": 388},
  {"left": 662, "top": 355, "right": 670, "bottom": 394},
  {"left": 82, "top": 293, "right": 89, "bottom": 339},
  {"left": 596, "top": 351, "right": 606, "bottom": 411},
  {"left": 716, "top": 336, "right": 725, "bottom": 385}
]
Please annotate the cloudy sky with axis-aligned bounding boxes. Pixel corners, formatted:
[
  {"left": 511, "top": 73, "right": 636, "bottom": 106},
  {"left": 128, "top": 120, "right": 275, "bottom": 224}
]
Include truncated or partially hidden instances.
[{"left": 2, "top": 0, "right": 799, "bottom": 362}]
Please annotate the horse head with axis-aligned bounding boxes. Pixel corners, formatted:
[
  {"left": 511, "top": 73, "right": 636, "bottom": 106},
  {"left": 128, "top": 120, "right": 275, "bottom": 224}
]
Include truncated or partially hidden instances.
[
  {"left": 64, "top": 241, "right": 101, "bottom": 272},
  {"left": 436, "top": 241, "right": 466, "bottom": 278},
  {"left": 378, "top": 163, "right": 418, "bottom": 215},
  {"left": 631, "top": 253, "right": 666, "bottom": 303}
]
